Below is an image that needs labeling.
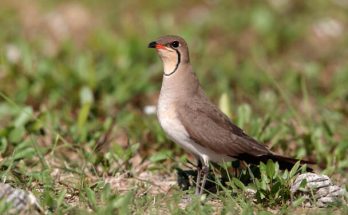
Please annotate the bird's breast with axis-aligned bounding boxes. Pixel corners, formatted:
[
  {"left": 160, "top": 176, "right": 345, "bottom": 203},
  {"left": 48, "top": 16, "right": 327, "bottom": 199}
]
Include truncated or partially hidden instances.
[
  {"left": 157, "top": 93, "right": 199, "bottom": 155},
  {"left": 157, "top": 93, "right": 233, "bottom": 163},
  {"left": 157, "top": 94, "right": 186, "bottom": 142}
]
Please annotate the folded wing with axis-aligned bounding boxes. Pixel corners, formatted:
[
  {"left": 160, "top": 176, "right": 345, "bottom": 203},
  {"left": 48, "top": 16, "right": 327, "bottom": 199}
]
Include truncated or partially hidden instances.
[{"left": 176, "top": 93, "right": 314, "bottom": 170}]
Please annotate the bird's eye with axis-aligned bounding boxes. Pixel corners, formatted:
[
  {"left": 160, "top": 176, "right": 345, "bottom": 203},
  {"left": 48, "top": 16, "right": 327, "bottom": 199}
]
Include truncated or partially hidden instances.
[{"left": 171, "top": 41, "right": 179, "bottom": 48}]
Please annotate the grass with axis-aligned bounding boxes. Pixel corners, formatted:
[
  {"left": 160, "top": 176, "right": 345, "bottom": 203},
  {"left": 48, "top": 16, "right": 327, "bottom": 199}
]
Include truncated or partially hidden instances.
[{"left": 0, "top": 0, "right": 347, "bottom": 214}]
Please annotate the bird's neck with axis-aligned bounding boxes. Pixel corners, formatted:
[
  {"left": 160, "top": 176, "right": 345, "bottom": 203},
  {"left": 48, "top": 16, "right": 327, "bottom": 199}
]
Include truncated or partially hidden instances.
[{"left": 160, "top": 64, "right": 200, "bottom": 100}]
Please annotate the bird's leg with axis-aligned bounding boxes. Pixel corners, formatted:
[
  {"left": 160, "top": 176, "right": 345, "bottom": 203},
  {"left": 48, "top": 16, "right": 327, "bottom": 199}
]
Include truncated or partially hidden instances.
[
  {"left": 232, "top": 160, "right": 240, "bottom": 177},
  {"left": 199, "top": 158, "right": 209, "bottom": 195},
  {"left": 195, "top": 159, "right": 202, "bottom": 195}
]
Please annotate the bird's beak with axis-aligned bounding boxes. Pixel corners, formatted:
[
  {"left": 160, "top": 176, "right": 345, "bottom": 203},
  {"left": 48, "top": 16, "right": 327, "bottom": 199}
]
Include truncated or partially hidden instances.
[
  {"left": 148, "top": 41, "right": 157, "bottom": 48},
  {"left": 148, "top": 41, "right": 166, "bottom": 49}
]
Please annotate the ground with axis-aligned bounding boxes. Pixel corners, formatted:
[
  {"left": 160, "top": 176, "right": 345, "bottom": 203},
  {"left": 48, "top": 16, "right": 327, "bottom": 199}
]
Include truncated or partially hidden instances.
[{"left": 0, "top": 0, "right": 347, "bottom": 214}]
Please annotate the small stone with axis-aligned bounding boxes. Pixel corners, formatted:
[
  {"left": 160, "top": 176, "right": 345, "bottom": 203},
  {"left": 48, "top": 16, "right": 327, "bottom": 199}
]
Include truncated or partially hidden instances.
[
  {"left": 291, "top": 173, "right": 347, "bottom": 207},
  {"left": 291, "top": 173, "right": 332, "bottom": 193},
  {"left": 317, "top": 185, "right": 345, "bottom": 198},
  {"left": 245, "top": 188, "right": 257, "bottom": 200},
  {"left": 0, "top": 183, "right": 43, "bottom": 214},
  {"left": 6, "top": 44, "right": 21, "bottom": 64},
  {"left": 144, "top": 105, "right": 157, "bottom": 115}
]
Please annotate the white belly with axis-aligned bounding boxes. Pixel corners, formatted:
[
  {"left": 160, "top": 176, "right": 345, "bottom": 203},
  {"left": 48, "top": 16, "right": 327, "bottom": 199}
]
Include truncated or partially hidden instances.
[{"left": 157, "top": 96, "right": 233, "bottom": 163}]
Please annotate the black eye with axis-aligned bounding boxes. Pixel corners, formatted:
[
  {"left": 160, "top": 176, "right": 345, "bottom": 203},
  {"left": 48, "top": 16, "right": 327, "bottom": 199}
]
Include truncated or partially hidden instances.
[{"left": 171, "top": 41, "right": 179, "bottom": 48}]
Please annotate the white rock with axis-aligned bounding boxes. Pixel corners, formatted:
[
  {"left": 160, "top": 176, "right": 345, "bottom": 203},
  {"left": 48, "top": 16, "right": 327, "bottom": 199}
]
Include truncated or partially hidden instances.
[
  {"left": 291, "top": 173, "right": 347, "bottom": 207},
  {"left": 6, "top": 44, "right": 21, "bottom": 64},
  {"left": 144, "top": 105, "right": 157, "bottom": 115},
  {"left": 0, "top": 183, "right": 43, "bottom": 214},
  {"left": 317, "top": 185, "right": 345, "bottom": 198},
  {"left": 291, "top": 173, "right": 332, "bottom": 193}
]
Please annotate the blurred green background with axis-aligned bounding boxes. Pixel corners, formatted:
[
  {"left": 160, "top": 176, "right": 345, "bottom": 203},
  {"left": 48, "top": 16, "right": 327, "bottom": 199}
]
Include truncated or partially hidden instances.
[{"left": 0, "top": 0, "right": 347, "bottom": 213}]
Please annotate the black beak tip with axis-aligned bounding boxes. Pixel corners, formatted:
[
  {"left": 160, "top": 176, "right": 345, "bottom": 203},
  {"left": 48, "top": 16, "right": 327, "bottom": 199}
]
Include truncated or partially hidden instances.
[{"left": 148, "top": 41, "right": 157, "bottom": 48}]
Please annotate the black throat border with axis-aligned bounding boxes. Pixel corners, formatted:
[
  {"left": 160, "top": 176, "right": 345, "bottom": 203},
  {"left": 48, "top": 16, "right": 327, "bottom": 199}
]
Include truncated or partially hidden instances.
[{"left": 164, "top": 50, "right": 181, "bottom": 76}]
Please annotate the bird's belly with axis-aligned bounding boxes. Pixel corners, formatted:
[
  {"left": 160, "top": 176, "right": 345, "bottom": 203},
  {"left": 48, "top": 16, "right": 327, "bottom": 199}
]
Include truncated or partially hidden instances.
[{"left": 157, "top": 101, "right": 233, "bottom": 163}]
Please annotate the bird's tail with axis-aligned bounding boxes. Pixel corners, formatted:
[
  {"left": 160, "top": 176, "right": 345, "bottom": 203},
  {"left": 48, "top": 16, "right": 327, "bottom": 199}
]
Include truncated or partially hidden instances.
[
  {"left": 236, "top": 153, "right": 315, "bottom": 172},
  {"left": 266, "top": 154, "right": 315, "bottom": 171}
]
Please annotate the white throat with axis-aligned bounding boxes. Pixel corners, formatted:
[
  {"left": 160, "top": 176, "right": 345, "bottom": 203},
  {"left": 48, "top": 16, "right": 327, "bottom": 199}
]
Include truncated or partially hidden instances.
[
  {"left": 158, "top": 49, "right": 180, "bottom": 76},
  {"left": 163, "top": 60, "right": 178, "bottom": 76}
]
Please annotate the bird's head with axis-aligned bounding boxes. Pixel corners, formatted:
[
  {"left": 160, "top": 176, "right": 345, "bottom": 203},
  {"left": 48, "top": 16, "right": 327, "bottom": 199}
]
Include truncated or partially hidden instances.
[{"left": 148, "top": 35, "right": 190, "bottom": 76}]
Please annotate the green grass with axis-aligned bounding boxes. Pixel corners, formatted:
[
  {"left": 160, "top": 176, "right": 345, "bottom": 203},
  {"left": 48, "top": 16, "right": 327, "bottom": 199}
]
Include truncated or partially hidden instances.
[{"left": 0, "top": 0, "right": 347, "bottom": 214}]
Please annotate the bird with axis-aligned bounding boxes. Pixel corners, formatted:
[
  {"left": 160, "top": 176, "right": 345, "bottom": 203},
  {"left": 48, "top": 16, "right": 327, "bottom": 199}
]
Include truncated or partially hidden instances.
[{"left": 148, "top": 35, "right": 314, "bottom": 195}]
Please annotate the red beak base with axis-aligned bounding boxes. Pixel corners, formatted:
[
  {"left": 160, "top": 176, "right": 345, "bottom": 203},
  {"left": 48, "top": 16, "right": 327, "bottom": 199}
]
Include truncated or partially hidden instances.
[
  {"left": 148, "top": 41, "right": 166, "bottom": 50},
  {"left": 155, "top": 44, "right": 166, "bottom": 49}
]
